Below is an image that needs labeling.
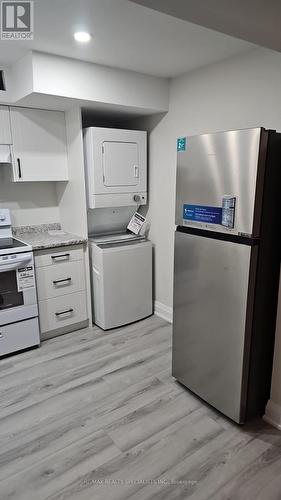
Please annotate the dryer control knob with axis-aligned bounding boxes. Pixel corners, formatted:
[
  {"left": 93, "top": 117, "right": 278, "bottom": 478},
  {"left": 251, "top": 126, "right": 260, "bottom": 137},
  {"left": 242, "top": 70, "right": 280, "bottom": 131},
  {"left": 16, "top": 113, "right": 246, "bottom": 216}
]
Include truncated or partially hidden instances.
[{"left": 134, "top": 195, "right": 141, "bottom": 202}]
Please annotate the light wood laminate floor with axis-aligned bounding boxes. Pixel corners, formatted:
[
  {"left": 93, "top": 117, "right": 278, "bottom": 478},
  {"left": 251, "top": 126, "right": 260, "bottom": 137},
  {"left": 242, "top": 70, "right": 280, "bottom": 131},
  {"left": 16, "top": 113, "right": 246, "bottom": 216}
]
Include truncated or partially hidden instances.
[{"left": 1, "top": 315, "right": 281, "bottom": 500}]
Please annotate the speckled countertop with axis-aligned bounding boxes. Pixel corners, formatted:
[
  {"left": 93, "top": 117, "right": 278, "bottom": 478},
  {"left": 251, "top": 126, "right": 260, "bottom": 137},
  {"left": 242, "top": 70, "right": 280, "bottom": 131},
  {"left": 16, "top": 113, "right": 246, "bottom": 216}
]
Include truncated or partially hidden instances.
[{"left": 13, "top": 223, "right": 87, "bottom": 251}]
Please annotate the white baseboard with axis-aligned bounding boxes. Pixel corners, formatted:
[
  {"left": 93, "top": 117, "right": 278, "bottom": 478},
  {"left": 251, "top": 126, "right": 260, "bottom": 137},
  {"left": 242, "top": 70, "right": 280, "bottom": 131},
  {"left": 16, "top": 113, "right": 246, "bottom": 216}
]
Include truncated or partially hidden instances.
[
  {"left": 263, "top": 400, "right": 281, "bottom": 430},
  {"left": 154, "top": 301, "right": 173, "bottom": 323}
]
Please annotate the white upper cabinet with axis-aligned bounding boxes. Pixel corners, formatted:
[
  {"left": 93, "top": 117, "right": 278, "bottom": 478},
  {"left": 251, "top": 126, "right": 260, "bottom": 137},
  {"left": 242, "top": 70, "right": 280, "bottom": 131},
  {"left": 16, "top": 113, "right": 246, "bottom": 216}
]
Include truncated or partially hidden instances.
[
  {"left": 10, "top": 107, "right": 68, "bottom": 181},
  {"left": 0, "top": 106, "right": 12, "bottom": 144}
]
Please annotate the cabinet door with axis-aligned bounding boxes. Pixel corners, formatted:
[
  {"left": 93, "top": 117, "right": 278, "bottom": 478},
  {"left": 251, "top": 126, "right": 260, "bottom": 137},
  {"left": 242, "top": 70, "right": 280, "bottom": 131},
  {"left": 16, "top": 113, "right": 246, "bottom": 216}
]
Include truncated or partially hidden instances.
[
  {"left": 0, "top": 106, "right": 12, "bottom": 144},
  {"left": 10, "top": 107, "right": 68, "bottom": 181}
]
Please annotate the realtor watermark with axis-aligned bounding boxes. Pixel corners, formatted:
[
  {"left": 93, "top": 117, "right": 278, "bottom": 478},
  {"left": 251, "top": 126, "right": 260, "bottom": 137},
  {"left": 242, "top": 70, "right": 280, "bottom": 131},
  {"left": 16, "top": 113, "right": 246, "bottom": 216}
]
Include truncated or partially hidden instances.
[
  {"left": 1, "top": 1, "right": 33, "bottom": 39},
  {"left": 82, "top": 478, "right": 198, "bottom": 487}
]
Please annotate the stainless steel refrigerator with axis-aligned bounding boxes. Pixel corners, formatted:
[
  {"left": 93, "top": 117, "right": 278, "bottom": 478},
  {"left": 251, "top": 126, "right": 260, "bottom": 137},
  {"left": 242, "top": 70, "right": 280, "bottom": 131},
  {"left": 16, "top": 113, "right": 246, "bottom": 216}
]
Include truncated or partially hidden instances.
[{"left": 172, "top": 127, "right": 281, "bottom": 423}]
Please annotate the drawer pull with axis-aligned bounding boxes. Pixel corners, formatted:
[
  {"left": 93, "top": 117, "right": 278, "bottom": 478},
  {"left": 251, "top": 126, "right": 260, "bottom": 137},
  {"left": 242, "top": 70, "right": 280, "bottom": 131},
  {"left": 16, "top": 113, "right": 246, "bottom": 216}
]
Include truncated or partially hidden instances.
[
  {"left": 55, "top": 308, "right": 74, "bottom": 317},
  {"left": 17, "top": 158, "right": 22, "bottom": 179},
  {"left": 53, "top": 277, "right": 72, "bottom": 285},
  {"left": 51, "top": 253, "right": 70, "bottom": 261}
]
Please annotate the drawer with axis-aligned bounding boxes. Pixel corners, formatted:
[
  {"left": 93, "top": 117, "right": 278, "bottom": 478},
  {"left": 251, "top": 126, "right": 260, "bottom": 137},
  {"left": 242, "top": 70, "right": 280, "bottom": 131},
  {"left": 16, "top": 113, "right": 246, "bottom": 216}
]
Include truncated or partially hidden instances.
[
  {"left": 38, "top": 291, "right": 88, "bottom": 333},
  {"left": 35, "top": 245, "right": 84, "bottom": 268},
  {"left": 0, "top": 318, "right": 40, "bottom": 357},
  {"left": 36, "top": 260, "right": 85, "bottom": 300}
]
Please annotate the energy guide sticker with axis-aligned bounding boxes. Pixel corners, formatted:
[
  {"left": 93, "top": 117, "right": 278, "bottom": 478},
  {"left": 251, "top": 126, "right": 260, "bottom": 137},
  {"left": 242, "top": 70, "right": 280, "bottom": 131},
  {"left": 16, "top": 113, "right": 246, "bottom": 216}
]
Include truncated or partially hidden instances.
[{"left": 17, "top": 266, "right": 35, "bottom": 291}]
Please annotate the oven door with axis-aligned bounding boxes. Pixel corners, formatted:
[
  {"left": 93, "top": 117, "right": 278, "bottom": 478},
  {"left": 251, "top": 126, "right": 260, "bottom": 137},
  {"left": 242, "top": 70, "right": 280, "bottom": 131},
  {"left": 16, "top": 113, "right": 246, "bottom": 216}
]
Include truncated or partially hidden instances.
[{"left": 0, "top": 252, "right": 38, "bottom": 325}]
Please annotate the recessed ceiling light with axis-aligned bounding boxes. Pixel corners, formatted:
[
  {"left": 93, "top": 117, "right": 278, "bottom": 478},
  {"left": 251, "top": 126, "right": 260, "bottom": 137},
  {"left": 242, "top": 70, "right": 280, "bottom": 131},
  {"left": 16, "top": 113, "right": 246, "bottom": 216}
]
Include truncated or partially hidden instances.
[{"left": 74, "top": 31, "right": 91, "bottom": 43}]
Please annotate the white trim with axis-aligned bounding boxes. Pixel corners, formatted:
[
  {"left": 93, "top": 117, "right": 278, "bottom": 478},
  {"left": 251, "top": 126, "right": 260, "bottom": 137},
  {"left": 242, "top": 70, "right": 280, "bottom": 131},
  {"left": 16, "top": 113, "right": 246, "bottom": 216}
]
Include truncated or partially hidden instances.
[
  {"left": 154, "top": 301, "right": 173, "bottom": 323},
  {"left": 263, "top": 400, "right": 281, "bottom": 430}
]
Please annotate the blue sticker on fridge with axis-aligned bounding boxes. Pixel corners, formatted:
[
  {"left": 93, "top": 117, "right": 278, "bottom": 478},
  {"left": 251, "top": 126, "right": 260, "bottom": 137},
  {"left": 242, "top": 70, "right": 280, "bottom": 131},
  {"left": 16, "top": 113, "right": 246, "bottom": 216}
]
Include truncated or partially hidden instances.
[
  {"left": 183, "top": 204, "right": 222, "bottom": 224},
  {"left": 177, "top": 137, "right": 186, "bottom": 152}
]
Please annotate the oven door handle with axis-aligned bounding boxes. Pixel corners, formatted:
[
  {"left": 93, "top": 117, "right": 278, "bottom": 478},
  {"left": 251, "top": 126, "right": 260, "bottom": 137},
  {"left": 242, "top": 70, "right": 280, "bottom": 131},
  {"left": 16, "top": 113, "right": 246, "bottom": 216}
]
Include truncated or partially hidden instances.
[{"left": 0, "top": 255, "right": 32, "bottom": 272}]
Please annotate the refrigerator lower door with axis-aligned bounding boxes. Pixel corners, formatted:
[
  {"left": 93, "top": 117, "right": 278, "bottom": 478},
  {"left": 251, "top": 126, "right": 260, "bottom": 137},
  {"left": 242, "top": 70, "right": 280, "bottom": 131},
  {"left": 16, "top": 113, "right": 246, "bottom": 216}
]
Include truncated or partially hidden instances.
[{"left": 172, "top": 231, "right": 257, "bottom": 423}]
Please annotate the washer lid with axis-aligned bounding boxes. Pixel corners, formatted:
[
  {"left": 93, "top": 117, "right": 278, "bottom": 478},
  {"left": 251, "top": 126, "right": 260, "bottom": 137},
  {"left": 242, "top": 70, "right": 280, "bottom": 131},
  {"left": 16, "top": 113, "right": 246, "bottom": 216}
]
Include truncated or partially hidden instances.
[{"left": 89, "top": 232, "right": 145, "bottom": 244}]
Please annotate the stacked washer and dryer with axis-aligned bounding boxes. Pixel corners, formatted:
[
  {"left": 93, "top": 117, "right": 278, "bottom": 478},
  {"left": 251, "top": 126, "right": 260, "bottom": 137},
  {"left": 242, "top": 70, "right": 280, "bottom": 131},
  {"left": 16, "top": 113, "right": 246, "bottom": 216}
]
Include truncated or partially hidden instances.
[{"left": 83, "top": 127, "right": 152, "bottom": 330}]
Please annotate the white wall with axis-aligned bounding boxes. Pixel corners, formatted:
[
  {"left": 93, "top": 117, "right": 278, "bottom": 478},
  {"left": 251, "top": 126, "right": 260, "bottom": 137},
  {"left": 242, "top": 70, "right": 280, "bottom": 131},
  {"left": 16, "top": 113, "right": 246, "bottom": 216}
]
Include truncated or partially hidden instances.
[
  {"left": 0, "top": 169, "right": 60, "bottom": 226},
  {"left": 1, "top": 51, "right": 169, "bottom": 113},
  {"left": 56, "top": 107, "right": 88, "bottom": 237},
  {"left": 0, "top": 52, "right": 34, "bottom": 105},
  {"left": 2, "top": 51, "right": 169, "bottom": 113},
  {"left": 31, "top": 52, "right": 169, "bottom": 112},
  {"left": 145, "top": 46, "right": 281, "bottom": 422},
  {"left": 56, "top": 106, "right": 92, "bottom": 325},
  {"left": 146, "top": 47, "right": 281, "bottom": 310}
]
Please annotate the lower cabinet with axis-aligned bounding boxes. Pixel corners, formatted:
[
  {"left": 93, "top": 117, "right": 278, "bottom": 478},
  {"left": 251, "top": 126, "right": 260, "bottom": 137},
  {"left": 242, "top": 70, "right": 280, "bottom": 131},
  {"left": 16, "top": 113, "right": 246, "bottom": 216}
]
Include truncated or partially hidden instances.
[
  {"left": 34, "top": 245, "right": 88, "bottom": 340},
  {"left": 38, "top": 292, "right": 87, "bottom": 333}
]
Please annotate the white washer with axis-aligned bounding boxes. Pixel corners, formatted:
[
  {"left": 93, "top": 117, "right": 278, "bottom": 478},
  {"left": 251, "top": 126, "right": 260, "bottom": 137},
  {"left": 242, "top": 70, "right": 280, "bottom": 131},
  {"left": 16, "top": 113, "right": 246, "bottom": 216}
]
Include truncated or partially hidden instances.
[{"left": 89, "top": 233, "right": 152, "bottom": 330}]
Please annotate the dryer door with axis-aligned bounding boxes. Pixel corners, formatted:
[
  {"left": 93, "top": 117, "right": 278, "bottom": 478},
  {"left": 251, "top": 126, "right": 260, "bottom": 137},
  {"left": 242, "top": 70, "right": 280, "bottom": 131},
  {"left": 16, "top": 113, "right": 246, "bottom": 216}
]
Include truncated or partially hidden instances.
[{"left": 102, "top": 141, "right": 139, "bottom": 187}]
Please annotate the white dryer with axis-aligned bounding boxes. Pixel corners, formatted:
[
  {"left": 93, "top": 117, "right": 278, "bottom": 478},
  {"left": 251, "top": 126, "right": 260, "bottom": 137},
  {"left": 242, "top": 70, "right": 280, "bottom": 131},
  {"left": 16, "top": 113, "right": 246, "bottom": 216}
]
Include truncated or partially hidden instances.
[
  {"left": 83, "top": 127, "right": 147, "bottom": 209},
  {"left": 89, "top": 233, "right": 152, "bottom": 330}
]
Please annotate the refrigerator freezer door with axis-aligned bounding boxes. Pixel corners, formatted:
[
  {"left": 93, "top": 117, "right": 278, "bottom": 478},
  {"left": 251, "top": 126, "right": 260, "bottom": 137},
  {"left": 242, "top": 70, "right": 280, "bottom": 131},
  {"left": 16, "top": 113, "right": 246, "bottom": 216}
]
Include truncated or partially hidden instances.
[
  {"left": 175, "top": 128, "right": 263, "bottom": 236},
  {"left": 172, "top": 231, "right": 257, "bottom": 422}
]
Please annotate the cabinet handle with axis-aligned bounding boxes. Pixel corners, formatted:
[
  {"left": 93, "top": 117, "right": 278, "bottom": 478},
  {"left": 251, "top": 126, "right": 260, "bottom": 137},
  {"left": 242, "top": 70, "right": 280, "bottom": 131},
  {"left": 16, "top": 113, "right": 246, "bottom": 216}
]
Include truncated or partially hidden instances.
[
  {"left": 51, "top": 253, "right": 70, "bottom": 261},
  {"left": 53, "top": 277, "right": 72, "bottom": 285},
  {"left": 17, "top": 158, "right": 22, "bottom": 179},
  {"left": 55, "top": 308, "right": 74, "bottom": 316}
]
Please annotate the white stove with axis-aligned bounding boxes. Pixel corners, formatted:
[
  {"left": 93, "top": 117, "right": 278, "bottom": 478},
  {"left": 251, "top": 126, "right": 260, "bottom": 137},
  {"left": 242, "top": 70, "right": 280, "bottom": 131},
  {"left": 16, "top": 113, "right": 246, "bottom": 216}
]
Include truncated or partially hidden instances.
[{"left": 0, "top": 209, "right": 40, "bottom": 357}]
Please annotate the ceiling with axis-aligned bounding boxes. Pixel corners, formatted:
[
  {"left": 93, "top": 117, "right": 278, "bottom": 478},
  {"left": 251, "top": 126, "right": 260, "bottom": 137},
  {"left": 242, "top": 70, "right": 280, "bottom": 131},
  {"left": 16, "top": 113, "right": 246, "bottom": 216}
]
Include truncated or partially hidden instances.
[
  {"left": 0, "top": 0, "right": 254, "bottom": 78},
  {"left": 130, "top": 0, "right": 281, "bottom": 53}
]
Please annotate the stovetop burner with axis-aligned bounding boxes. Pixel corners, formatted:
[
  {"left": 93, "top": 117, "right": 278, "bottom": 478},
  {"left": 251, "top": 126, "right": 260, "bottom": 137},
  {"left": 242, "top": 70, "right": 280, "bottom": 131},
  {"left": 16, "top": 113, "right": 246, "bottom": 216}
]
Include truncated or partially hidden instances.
[{"left": 0, "top": 238, "right": 29, "bottom": 251}]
